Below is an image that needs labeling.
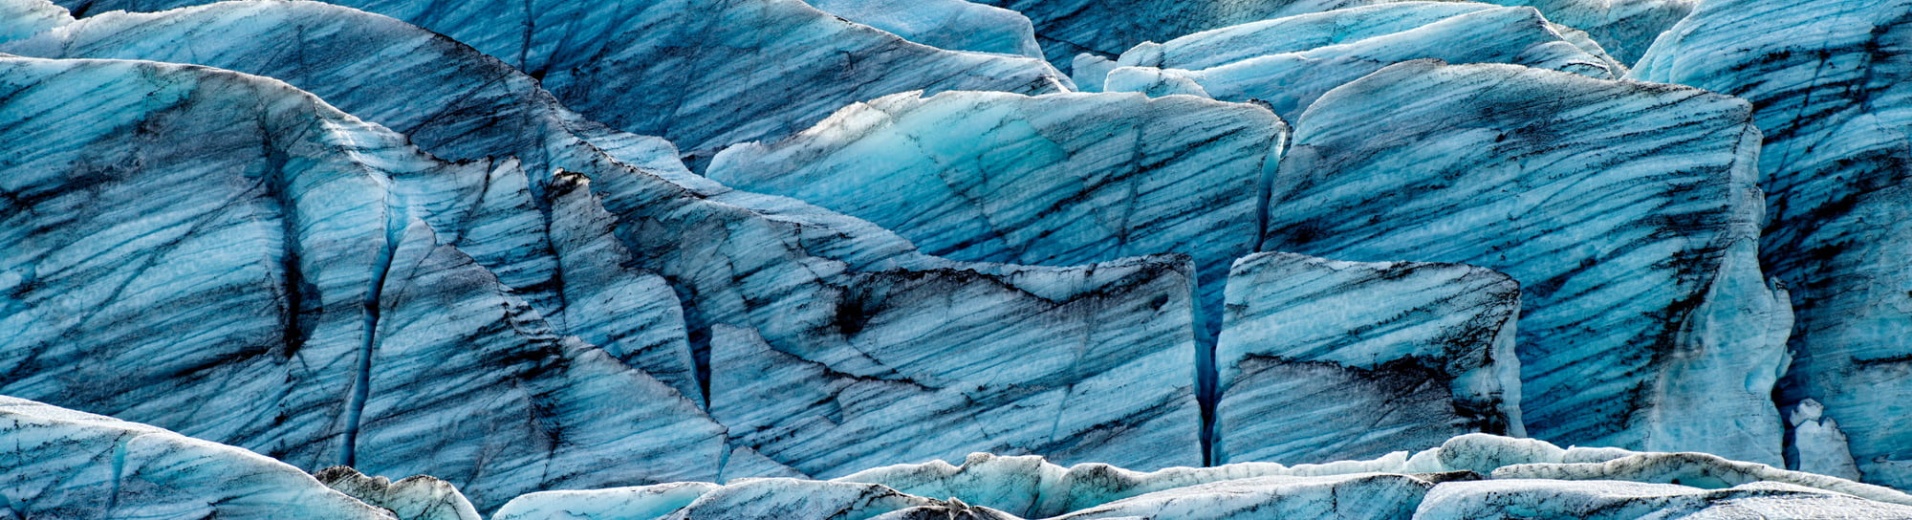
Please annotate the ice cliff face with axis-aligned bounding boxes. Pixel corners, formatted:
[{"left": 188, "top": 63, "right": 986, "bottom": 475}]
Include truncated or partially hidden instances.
[
  {"left": 1632, "top": 0, "right": 1912, "bottom": 490},
  {"left": 0, "top": 56, "right": 729, "bottom": 509},
  {"left": 0, "top": 0, "right": 1206, "bottom": 502},
  {"left": 1215, "top": 253, "right": 1522, "bottom": 465},
  {"left": 1261, "top": 61, "right": 1790, "bottom": 463},
  {"left": 806, "top": 0, "right": 1044, "bottom": 57},
  {"left": 6, "top": 0, "right": 1912, "bottom": 516}
]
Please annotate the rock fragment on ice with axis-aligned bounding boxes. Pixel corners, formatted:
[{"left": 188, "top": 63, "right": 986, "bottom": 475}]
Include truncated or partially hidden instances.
[
  {"left": 1261, "top": 60, "right": 1788, "bottom": 463},
  {"left": 1214, "top": 252, "right": 1522, "bottom": 465},
  {"left": 316, "top": 467, "right": 482, "bottom": 520}
]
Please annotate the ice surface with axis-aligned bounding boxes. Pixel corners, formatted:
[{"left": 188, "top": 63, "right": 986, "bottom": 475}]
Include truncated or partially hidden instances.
[
  {"left": 806, "top": 0, "right": 1043, "bottom": 57},
  {"left": 1417, "top": 480, "right": 1912, "bottom": 519},
  {"left": 1098, "top": 4, "right": 1624, "bottom": 120},
  {"left": 4, "top": 1, "right": 1211, "bottom": 487},
  {"left": 1261, "top": 60, "right": 1790, "bottom": 462},
  {"left": 972, "top": 0, "right": 1683, "bottom": 70},
  {"left": 0, "top": 0, "right": 66, "bottom": 43},
  {"left": 1215, "top": 252, "right": 1522, "bottom": 465},
  {"left": 0, "top": 0, "right": 706, "bottom": 405},
  {"left": 707, "top": 89, "right": 1284, "bottom": 370},
  {"left": 14, "top": 400, "right": 1912, "bottom": 520},
  {"left": 1048, "top": 473, "right": 1434, "bottom": 519},
  {"left": 1632, "top": 0, "right": 1912, "bottom": 490},
  {"left": 0, "top": 396, "right": 393, "bottom": 519},
  {"left": 49, "top": 0, "right": 1069, "bottom": 156}
]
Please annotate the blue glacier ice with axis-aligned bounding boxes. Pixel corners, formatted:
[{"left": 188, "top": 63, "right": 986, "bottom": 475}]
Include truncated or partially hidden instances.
[
  {"left": 1261, "top": 60, "right": 1791, "bottom": 463},
  {"left": 12, "top": 392, "right": 1912, "bottom": 519},
  {"left": 805, "top": 0, "right": 1044, "bottom": 57},
  {"left": 488, "top": 433, "right": 1912, "bottom": 519},
  {"left": 0, "top": 55, "right": 728, "bottom": 510},
  {"left": 974, "top": 0, "right": 1686, "bottom": 69},
  {"left": 705, "top": 89, "right": 1283, "bottom": 464},
  {"left": 1215, "top": 252, "right": 1522, "bottom": 465},
  {"left": 0, "top": 396, "right": 395, "bottom": 519},
  {"left": 48, "top": 0, "right": 1069, "bottom": 157},
  {"left": 0, "top": 0, "right": 708, "bottom": 404},
  {"left": 1096, "top": 4, "right": 1624, "bottom": 121},
  {"left": 7, "top": 0, "right": 1912, "bottom": 515},
  {"left": 1632, "top": 0, "right": 1912, "bottom": 490},
  {"left": 1, "top": 0, "right": 1212, "bottom": 491},
  {"left": 705, "top": 89, "right": 1283, "bottom": 343}
]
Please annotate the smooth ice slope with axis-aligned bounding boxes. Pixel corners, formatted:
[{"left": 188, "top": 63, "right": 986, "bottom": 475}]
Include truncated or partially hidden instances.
[
  {"left": 0, "top": 56, "right": 727, "bottom": 510},
  {"left": 0, "top": 396, "right": 393, "bottom": 519},
  {"left": 1632, "top": 0, "right": 1912, "bottom": 489},
  {"left": 1261, "top": 61, "right": 1790, "bottom": 463},
  {"left": 1099, "top": 4, "right": 1624, "bottom": 121},
  {"left": 49, "top": 0, "right": 1069, "bottom": 156},
  {"left": 1215, "top": 252, "right": 1522, "bottom": 465},
  {"left": 806, "top": 0, "right": 1043, "bottom": 57}
]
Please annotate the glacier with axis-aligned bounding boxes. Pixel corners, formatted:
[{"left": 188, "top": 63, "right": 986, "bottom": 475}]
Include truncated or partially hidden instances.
[
  {"left": 1215, "top": 252, "right": 1522, "bottom": 465},
  {"left": 1260, "top": 60, "right": 1790, "bottom": 463},
  {"left": 1632, "top": 0, "right": 1912, "bottom": 490},
  {"left": 5, "top": 0, "right": 1912, "bottom": 516}
]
